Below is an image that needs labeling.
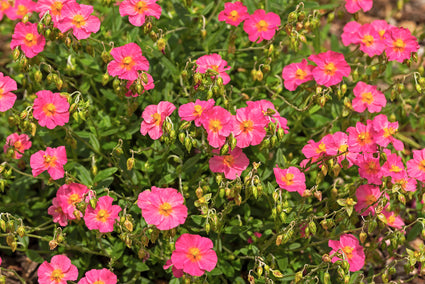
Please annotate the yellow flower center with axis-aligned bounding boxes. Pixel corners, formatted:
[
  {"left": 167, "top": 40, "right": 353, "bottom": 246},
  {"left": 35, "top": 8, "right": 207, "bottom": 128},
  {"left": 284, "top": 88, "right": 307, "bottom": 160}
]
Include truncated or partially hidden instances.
[
  {"left": 256, "top": 20, "right": 269, "bottom": 32},
  {"left": 209, "top": 119, "right": 222, "bottom": 133},
  {"left": 362, "top": 34, "right": 374, "bottom": 47},
  {"left": 240, "top": 120, "right": 254, "bottom": 133},
  {"left": 17, "top": 4, "right": 28, "bottom": 16},
  {"left": 121, "top": 56, "right": 135, "bottom": 71},
  {"left": 1, "top": 1, "right": 10, "bottom": 11},
  {"left": 229, "top": 10, "right": 239, "bottom": 21},
  {"left": 50, "top": 269, "right": 64, "bottom": 282},
  {"left": 72, "top": 14, "right": 86, "bottom": 29},
  {"left": 281, "top": 173, "right": 294, "bottom": 186},
  {"left": 338, "top": 144, "right": 348, "bottom": 153},
  {"left": 383, "top": 127, "right": 396, "bottom": 138},
  {"left": 387, "top": 214, "right": 396, "bottom": 225},
  {"left": 419, "top": 160, "right": 425, "bottom": 172},
  {"left": 342, "top": 246, "right": 354, "bottom": 260},
  {"left": 43, "top": 154, "right": 57, "bottom": 168},
  {"left": 393, "top": 38, "right": 406, "bottom": 52},
  {"left": 365, "top": 194, "right": 376, "bottom": 205},
  {"left": 24, "top": 33, "right": 36, "bottom": 47},
  {"left": 96, "top": 209, "right": 110, "bottom": 223},
  {"left": 43, "top": 103, "right": 57, "bottom": 117},
  {"left": 223, "top": 155, "right": 234, "bottom": 167},
  {"left": 135, "top": 0, "right": 147, "bottom": 14},
  {"left": 324, "top": 62, "right": 337, "bottom": 76},
  {"left": 93, "top": 281, "right": 105, "bottom": 284},
  {"left": 316, "top": 142, "right": 326, "bottom": 154},
  {"left": 50, "top": 1, "right": 63, "bottom": 16},
  {"left": 152, "top": 112, "right": 162, "bottom": 126},
  {"left": 360, "top": 92, "right": 374, "bottom": 104},
  {"left": 210, "top": 65, "right": 220, "bottom": 73},
  {"left": 390, "top": 165, "right": 402, "bottom": 173},
  {"left": 295, "top": 68, "right": 307, "bottom": 80},
  {"left": 357, "top": 131, "right": 372, "bottom": 146},
  {"left": 68, "top": 193, "right": 81, "bottom": 204},
  {"left": 193, "top": 104, "right": 203, "bottom": 117},
  {"left": 158, "top": 202, "right": 173, "bottom": 216},
  {"left": 187, "top": 247, "right": 202, "bottom": 262},
  {"left": 367, "top": 161, "right": 379, "bottom": 174},
  {"left": 14, "top": 141, "right": 23, "bottom": 151}
]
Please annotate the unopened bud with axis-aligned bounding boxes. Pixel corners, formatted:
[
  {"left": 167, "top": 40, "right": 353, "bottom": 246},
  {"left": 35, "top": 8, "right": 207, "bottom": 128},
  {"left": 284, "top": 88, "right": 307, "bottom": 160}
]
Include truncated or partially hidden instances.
[
  {"left": 17, "top": 226, "right": 25, "bottom": 237},
  {"left": 157, "top": 38, "right": 166, "bottom": 52},
  {"left": 127, "top": 157, "right": 135, "bottom": 171},
  {"left": 220, "top": 144, "right": 229, "bottom": 155},
  {"left": 184, "top": 137, "right": 192, "bottom": 152},
  {"left": 359, "top": 231, "right": 367, "bottom": 243},
  {"left": 49, "top": 239, "right": 58, "bottom": 250}
]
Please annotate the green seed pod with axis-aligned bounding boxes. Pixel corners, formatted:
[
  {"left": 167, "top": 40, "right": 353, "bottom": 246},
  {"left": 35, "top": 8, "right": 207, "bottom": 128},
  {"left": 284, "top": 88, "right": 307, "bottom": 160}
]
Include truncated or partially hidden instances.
[{"left": 89, "top": 198, "right": 97, "bottom": 209}]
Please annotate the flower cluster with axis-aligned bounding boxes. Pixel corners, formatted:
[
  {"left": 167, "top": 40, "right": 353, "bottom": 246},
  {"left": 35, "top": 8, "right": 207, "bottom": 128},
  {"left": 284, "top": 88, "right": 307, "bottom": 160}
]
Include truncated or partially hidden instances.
[
  {"left": 282, "top": 51, "right": 351, "bottom": 89},
  {"left": 38, "top": 255, "right": 117, "bottom": 284},
  {"left": 217, "top": 2, "right": 281, "bottom": 43},
  {"left": 342, "top": 20, "right": 419, "bottom": 62}
]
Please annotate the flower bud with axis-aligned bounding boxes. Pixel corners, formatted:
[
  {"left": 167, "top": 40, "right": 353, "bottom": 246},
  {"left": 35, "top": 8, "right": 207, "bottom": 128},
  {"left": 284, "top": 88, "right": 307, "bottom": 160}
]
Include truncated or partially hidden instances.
[
  {"left": 0, "top": 219, "right": 6, "bottom": 232},
  {"left": 220, "top": 144, "right": 229, "bottom": 155},
  {"left": 201, "top": 29, "right": 207, "bottom": 39},
  {"left": 157, "top": 38, "right": 166, "bottom": 53},
  {"left": 255, "top": 70, "right": 263, "bottom": 81},
  {"left": 127, "top": 157, "right": 135, "bottom": 171},
  {"left": 184, "top": 137, "right": 192, "bottom": 152},
  {"left": 17, "top": 226, "right": 25, "bottom": 237},
  {"left": 89, "top": 198, "right": 97, "bottom": 209},
  {"left": 323, "top": 272, "right": 331, "bottom": 284},
  {"left": 322, "top": 254, "right": 331, "bottom": 263},
  {"left": 124, "top": 219, "right": 133, "bottom": 232},
  {"left": 276, "top": 234, "right": 283, "bottom": 246},
  {"left": 308, "top": 221, "right": 317, "bottom": 235},
  {"left": 294, "top": 271, "right": 303, "bottom": 283},
  {"left": 359, "top": 231, "right": 367, "bottom": 243}
]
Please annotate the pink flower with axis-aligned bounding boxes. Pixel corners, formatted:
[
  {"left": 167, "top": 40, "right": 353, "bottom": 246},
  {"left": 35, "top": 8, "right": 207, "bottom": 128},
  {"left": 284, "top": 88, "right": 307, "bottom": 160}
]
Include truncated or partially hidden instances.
[
  {"left": 84, "top": 195, "right": 122, "bottom": 233},
  {"left": 125, "top": 72, "right": 155, "bottom": 97},
  {"left": 30, "top": 146, "right": 67, "bottom": 180},
  {"left": 247, "top": 232, "right": 262, "bottom": 244},
  {"left": 178, "top": 99, "right": 215, "bottom": 127},
  {"left": 78, "top": 268, "right": 117, "bottom": 284},
  {"left": 373, "top": 114, "right": 404, "bottom": 151},
  {"left": 233, "top": 106, "right": 268, "bottom": 148},
  {"left": 170, "top": 233, "right": 218, "bottom": 277},
  {"left": 201, "top": 106, "right": 233, "bottom": 148},
  {"left": 56, "top": 183, "right": 89, "bottom": 220},
  {"left": 137, "top": 186, "right": 188, "bottom": 230},
  {"left": 356, "top": 24, "right": 386, "bottom": 57},
  {"left": 246, "top": 100, "right": 289, "bottom": 133},
  {"left": 328, "top": 234, "right": 365, "bottom": 272},
  {"left": 243, "top": 9, "right": 281, "bottom": 43},
  {"left": 356, "top": 153, "right": 383, "bottom": 185},
  {"left": 0, "top": 0, "right": 12, "bottom": 21},
  {"left": 217, "top": 1, "right": 249, "bottom": 26},
  {"left": 355, "top": 185, "right": 382, "bottom": 216},
  {"left": 36, "top": 0, "right": 74, "bottom": 23},
  {"left": 381, "top": 207, "right": 405, "bottom": 229},
  {"left": 347, "top": 120, "right": 376, "bottom": 153},
  {"left": 56, "top": 3, "right": 100, "bottom": 40},
  {"left": 352, "top": 81, "right": 386, "bottom": 113},
  {"left": 341, "top": 21, "right": 361, "bottom": 46},
  {"left": 107, "top": 42, "right": 150, "bottom": 81},
  {"left": 308, "top": 51, "right": 351, "bottom": 87},
  {"left": 4, "top": 133, "right": 32, "bottom": 159},
  {"left": 302, "top": 138, "right": 328, "bottom": 161},
  {"left": 344, "top": 0, "right": 373, "bottom": 13},
  {"left": 209, "top": 147, "right": 249, "bottom": 180},
  {"left": 48, "top": 197, "right": 69, "bottom": 226},
  {"left": 282, "top": 59, "right": 314, "bottom": 91},
  {"left": 392, "top": 174, "right": 417, "bottom": 192},
  {"left": 328, "top": 131, "right": 358, "bottom": 168},
  {"left": 163, "top": 259, "right": 184, "bottom": 278},
  {"left": 196, "top": 54, "right": 231, "bottom": 85},
  {"left": 140, "top": 101, "right": 176, "bottom": 140},
  {"left": 119, "top": 0, "right": 162, "bottom": 27},
  {"left": 407, "top": 149, "right": 425, "bottom": 182},
  {"left": 381, "top": 149, "right": 405, "bottom": 179},
  {"left": 371, "top": 20, "right": 391, "bottom": 40},
  {"left": 0, "top": 81, "right": 12, "bottom": 107},
  {"left": 384, "top": 27, "right": 419, "bottom": 63},
  {"left": 274, "top": 166, "right": 306, "bottom": 196},
  {"left": 6, "top": 0, "right": 35, "bottom": 20},
  {"left": 33, "top": 90, "right": 70, "bottom": 129},
  {"left": 37, "top": 255, "right": 78, "bottom": 284},
  {"left": 10, "top": 22, "right": 45, "bottom": 58}
]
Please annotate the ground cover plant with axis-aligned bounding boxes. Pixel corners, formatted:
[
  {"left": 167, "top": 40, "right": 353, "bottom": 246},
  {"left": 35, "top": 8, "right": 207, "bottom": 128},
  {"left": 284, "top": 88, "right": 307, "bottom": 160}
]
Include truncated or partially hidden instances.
[{"left": 1, "top": 0, "right": 425, "bottom": 283}]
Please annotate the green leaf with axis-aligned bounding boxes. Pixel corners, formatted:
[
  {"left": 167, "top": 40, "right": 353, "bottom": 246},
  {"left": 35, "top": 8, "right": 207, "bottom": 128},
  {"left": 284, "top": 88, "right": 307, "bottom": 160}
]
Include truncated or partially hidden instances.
[
  {"left": 26, "top": 249, "right": 44, "bottom": 263},
  {"left": 94, "top": 167, "right": 118, "bottom": 183},
  {"left": 88, "top": 133, "right": 100, "bottom": 152},
  {"left": 76, "top": 165, "right": 93, "bottom": 185},
  {"left": 190, "top": 215, "right": 204, "bottom": 226}
]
